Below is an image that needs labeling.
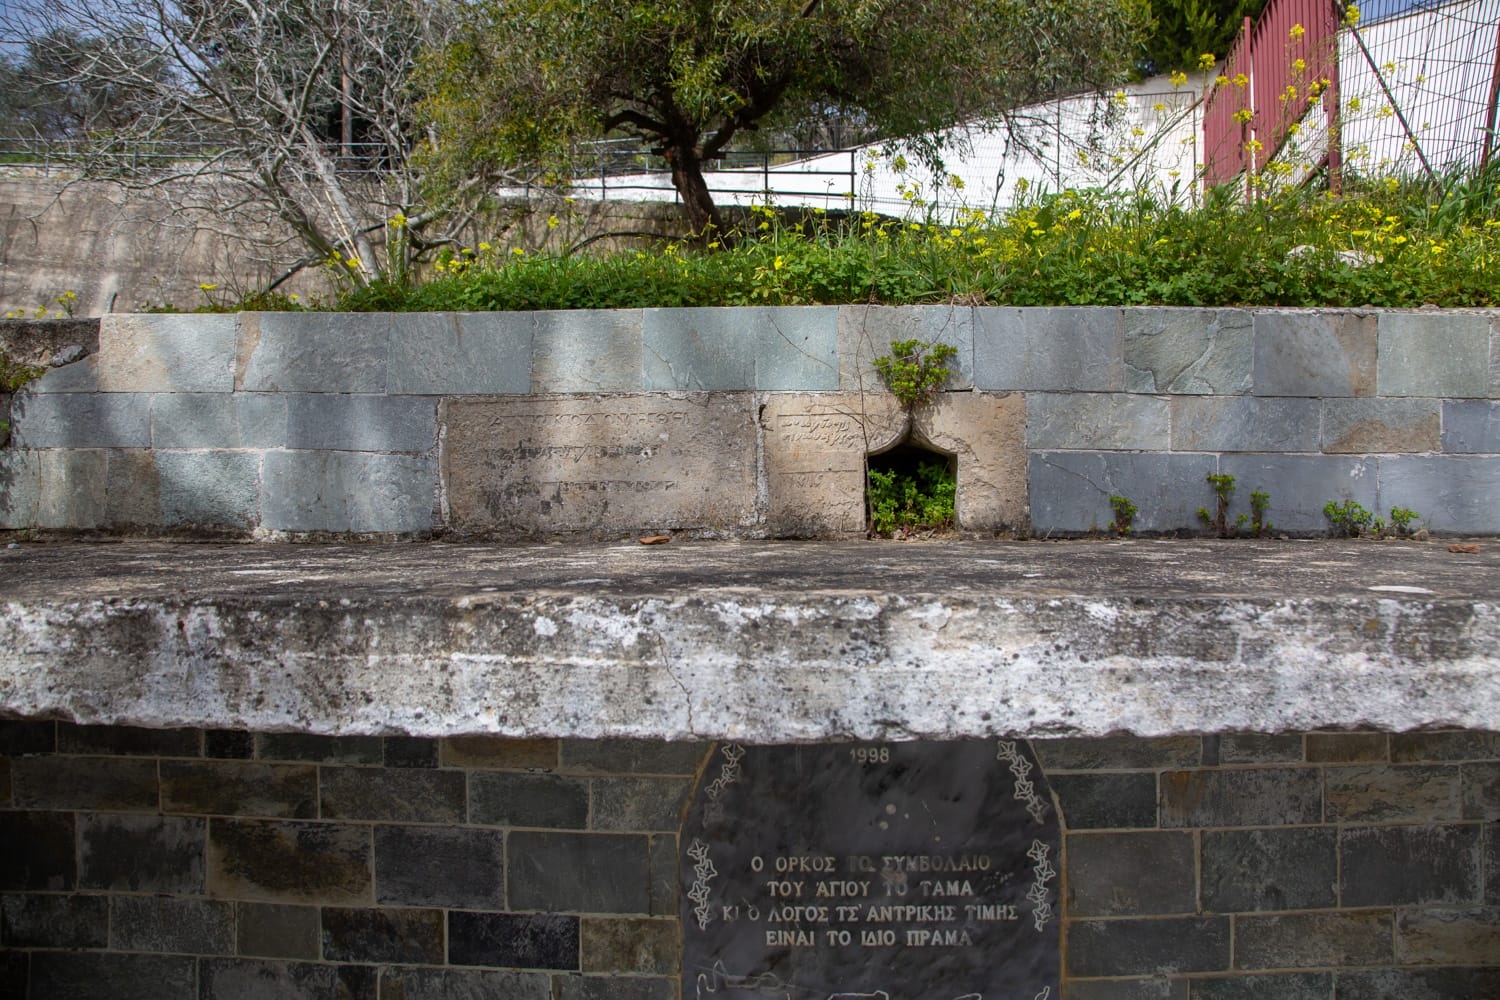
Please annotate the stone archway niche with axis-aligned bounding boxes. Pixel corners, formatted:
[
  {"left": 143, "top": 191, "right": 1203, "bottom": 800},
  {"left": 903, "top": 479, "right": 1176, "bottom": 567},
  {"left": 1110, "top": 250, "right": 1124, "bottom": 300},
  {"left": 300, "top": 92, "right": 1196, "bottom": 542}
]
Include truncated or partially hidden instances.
[{"left": 759, "top": 391, "right": 1029, "bottom": 537}]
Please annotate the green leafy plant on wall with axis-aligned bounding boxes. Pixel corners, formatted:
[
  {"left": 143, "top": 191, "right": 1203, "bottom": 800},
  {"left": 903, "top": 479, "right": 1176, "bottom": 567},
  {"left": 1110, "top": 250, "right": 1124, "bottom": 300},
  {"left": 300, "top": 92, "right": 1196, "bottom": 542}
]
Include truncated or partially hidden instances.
[
  {"left": 867, "top": 459, "right": 956, "bottom": 537},
  {"left": 0, "top": 350, "right": 45, "bottom": 447},
  {"left": 871, "top": 339, "right": 957, "bottom": 410},
  {"left": 1109, "top": 495, "right": 1138, "bottom": 536}
]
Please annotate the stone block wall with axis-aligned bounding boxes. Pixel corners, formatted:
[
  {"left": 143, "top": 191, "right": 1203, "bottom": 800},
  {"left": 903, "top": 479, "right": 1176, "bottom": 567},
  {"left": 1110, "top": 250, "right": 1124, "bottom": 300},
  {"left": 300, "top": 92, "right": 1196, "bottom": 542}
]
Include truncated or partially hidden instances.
[
  {"left": 3, "top": 306, "right": 1500, "bottom": 537},
  {"left": 1, "top": 722, "right": 1496, "bottom": 999}
]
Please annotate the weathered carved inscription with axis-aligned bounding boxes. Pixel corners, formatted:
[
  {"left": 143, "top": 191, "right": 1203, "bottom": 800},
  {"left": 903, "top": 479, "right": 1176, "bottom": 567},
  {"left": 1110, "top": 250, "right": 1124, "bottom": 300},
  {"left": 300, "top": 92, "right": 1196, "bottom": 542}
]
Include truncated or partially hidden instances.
[{"left": 681, "top": 741, "right": 1060, "bottom": 999}]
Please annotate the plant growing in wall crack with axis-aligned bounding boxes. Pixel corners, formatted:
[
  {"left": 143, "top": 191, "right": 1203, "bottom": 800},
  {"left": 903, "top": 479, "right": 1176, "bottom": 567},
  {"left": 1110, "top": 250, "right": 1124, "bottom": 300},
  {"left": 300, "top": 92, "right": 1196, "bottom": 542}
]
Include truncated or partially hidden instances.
[
  {"left": 1109, "top": 495, "right": 1138, "bottom": 536},
  {"left": 871, "top": 339, "right": 957, "bottom": 411},
  {"left": 864, "top": 338, "right": 959, "bottom": 537},
  {"left": 1198, "top": 474, "right": 1272, "bottom": 538}
]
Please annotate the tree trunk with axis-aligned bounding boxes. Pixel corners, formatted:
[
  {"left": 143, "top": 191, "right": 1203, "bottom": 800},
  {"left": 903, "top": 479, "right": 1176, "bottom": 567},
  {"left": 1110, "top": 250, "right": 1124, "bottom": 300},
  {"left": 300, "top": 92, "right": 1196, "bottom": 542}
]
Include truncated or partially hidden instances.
[{"left": 662, "top": 140, "right": 723, "bottom": 242}]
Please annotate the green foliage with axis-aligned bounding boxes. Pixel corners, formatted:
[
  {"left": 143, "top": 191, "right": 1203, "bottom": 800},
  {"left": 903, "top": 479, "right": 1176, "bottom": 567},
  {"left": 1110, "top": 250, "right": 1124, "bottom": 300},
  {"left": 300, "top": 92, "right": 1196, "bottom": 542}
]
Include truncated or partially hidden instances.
[
  {"left": 1109, "top": 495, "right": 1139, "bottom": 536},
  {"left": 1140, "top": 0, "right": 1267, "bottom": 75},
  {"left": 0, "top": 351, "right": 45, "bottom": 393},
  {"left": 1388, "top": 506, "right": 1421, "bottom": 537},
  {"left": 867, "top": 460, "right": 956, "bottom": 537},
  {"left": 315, "top": 176, "right": 1500, "bottom": 314},
  {"left": 1198, "top": 475, "right": 1272, "bottom": 538},
  {"left": 1198, "top": 472, "right": 1237, "bottom": 537},
  {"left": 1324, "top": 499, "right": 1375, "bottom": 537},
  {"left": 871, "top": 339, "right": 958, "bottom": 409},
  {"left": 1249, "top": 489, "right": 1272, "bottom": 538},
  {"left": 416, "top": 0, "right": 1148, "bottom": 232}
]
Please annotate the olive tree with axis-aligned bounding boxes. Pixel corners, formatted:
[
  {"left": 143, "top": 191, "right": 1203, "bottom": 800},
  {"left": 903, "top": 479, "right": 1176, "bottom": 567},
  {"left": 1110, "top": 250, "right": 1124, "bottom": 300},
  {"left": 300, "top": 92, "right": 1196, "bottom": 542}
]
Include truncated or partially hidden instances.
[{"left": 417, "top": 0, "right": 1150, "bottom": 236}]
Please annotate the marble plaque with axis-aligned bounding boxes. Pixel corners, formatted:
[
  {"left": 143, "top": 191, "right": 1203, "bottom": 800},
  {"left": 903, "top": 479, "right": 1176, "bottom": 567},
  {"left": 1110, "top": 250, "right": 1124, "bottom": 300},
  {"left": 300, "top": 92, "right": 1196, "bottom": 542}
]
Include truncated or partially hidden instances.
[{"left": 680, "top": 741, "right": 1060, "bottom": 1000}]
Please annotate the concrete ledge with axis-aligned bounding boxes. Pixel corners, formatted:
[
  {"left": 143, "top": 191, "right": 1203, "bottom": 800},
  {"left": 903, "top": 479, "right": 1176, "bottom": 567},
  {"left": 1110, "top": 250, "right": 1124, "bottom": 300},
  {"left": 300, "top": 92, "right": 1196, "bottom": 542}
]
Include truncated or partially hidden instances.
[{"left": 2, "top": 539, "right": 1496, "bottom": 741}]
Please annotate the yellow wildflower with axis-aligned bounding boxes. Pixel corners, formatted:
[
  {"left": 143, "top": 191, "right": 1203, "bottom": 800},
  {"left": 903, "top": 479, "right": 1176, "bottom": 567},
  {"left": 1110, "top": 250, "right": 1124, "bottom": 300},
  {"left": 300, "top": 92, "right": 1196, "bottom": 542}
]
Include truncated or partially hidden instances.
[{"left": 1289, "top": 23, "right": 1305, "bottom": 40}]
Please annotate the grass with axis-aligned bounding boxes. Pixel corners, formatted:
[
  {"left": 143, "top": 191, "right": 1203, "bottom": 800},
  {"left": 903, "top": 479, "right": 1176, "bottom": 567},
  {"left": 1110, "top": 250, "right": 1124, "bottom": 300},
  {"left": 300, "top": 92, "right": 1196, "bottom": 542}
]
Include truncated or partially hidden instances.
[{"left": 250, "top": 167, "right": 1500, "bottom": 312}]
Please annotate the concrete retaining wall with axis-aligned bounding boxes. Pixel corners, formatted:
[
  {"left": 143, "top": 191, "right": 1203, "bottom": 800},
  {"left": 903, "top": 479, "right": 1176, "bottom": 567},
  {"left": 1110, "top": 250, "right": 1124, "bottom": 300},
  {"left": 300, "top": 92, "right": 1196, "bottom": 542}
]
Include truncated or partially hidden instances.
[
  {"left": 1, "top": 723, "right": 1496, "bottom": 999},
  {"left": 3, "top": 306, "right": 1500, "bottom": 538}
]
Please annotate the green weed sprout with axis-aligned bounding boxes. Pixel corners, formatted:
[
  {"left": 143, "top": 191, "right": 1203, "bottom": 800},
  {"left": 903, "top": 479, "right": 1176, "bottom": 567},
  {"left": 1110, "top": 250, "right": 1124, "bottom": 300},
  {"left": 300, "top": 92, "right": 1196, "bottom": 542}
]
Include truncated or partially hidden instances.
[
  {"left": 871, "top": 339, "right": 957, "bottom": 410},
  {"left": 1324, "top": 499, "right": 1375, "bottom": 537},
  {"left": 1109, "top": 495, "right": 1138, "bottom": 536}
]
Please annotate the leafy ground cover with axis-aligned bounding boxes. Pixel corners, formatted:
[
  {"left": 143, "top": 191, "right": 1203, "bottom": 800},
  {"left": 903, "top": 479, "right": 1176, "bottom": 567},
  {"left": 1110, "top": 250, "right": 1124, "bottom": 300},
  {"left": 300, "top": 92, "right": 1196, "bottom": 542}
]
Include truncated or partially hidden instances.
[{"left": 254, "top": 167, "right": 1500, "bottom": 313}]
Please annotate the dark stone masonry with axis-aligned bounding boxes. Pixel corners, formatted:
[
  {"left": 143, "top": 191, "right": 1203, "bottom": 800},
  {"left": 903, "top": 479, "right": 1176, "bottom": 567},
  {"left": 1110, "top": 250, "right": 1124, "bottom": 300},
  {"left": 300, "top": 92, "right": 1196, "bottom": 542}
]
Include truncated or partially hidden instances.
[{"left": 0, "top": 722, "right": 1496, "bottom": 999}]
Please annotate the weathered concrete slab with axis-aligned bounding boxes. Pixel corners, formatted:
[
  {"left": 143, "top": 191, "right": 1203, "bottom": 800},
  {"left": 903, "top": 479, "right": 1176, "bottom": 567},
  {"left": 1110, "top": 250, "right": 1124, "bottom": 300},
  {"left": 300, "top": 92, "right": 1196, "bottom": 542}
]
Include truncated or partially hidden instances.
[
  {"left": 1253, "top": 312, "right": 1376, "bottom": 398},
  {"left": 1124, "top": 308, "right": 1252, "bottom": 395},
  {"left": 1, "top": 540, "right": 1496, "bottom": 742},
  {"left": 97, "top": 315, "right": 236, "bottom": 393},
  {"left": 442, "top": 394, "right": 758, "bottom": 537},
  {"left": 760, "top": 392, "right": 905, "bottom": 536}
]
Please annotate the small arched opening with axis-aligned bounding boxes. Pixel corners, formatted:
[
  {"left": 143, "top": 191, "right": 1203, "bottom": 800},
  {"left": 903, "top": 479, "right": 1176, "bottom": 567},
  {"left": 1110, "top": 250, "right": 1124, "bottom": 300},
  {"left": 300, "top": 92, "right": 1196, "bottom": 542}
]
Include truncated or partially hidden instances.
[{"left": 865, "top": 437, "right": 958, "bottom": 537}]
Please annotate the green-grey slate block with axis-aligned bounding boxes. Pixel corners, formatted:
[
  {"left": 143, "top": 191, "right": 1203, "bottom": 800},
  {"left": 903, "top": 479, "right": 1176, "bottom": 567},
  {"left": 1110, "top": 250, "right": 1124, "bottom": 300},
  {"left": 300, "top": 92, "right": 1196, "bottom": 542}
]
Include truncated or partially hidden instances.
[{"left": 642, "top": 306, "right": 837, "bottom": 390}]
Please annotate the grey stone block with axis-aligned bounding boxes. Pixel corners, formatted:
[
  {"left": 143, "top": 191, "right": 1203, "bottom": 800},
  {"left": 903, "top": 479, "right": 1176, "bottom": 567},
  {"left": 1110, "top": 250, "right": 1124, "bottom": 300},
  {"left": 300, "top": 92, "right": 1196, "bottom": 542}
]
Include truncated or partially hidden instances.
[
  {"left": 508, "top": 831, "right": 650, "bottom": 913},
  {"left": 1219, "top": 734, "right": 1304, "bottom": 763},
  {"left": 642, "top": 306, "right": 838, "bottom": 390},
  {"left": 591, "top": 776, "right": 691, "bottom": 832},
  {"left": 0, "top": 449, "right": 40, "bottom": 528},
  {"left": 1462, "top": 763, "right": 1500, "bottom": 819},
  {"left": 1068, "top": 978, "right": 1185, "bottom": 1000},
  {"left": 1377, "top": 456, "right": 1500, "bottom": 534},
  {"left": 1028, "top": 392, "right": 1169, "bottom": 451},
  {"left": 39, "top": 468, "right": 105, "bottom": 525},
  {"left": 322, "top": 905, "right": 445, "bottom": 964},
  {"left": 374, "top": 825, "right": 506, "bottom": 909},
  {"left": 57, "top": 722, "right": 199, "bottom": 756},
  {"left": 1200, "top": 828, "right": 1337, "bottom": 912},
  {"left": 1067, "top": 916, "right": 1230, "bottom": 976},
  {"left": 1325, "top": 764, "right": 1462, "bottom": 822},
  {"left": 648, "top": 834, "right": 677, "bottom": 917},
  {"left": 1340, "top": 824, "right": 1482, "bottom": 906},
  {"left": 1217, "top": 455, "right": 1376, "bottom": 535},
  {"left": 389, "top": 312, "right": 533, "bottom": 394},
  {"left": 161, "top": 760, "right": 317, "bottom": 819},
  {"left": 555, "top": 976, "right": 676, "bottom": 1000},
  {"left": 1171, "top": 397, "right": 1321, "bottom": 452},
  {"left": 1124, "top": 308, "right": 1252, "bottom": 394},
  {"left": 109, "top": 895, "right": 234, "bottom": 953},
  {"left": 1305, "top": 732, "right": 1388, "bottom": 763},
  {"left": 449, "top": 911, "right": 580, "bottom": 970},
  {"left": 261, "top": 450, "right": 435, "bottom": 533},
  {"left": 197, "top": 958, "right": 338, "bottom": 1000},
  {"left": 1034, "top": 735, "right": 1204, "bottom": 771},
  {"left": 237, "top": 312, "right": 392, "bottom": 393},
  {"left": 98, "top": 314, "right": 236, "bottom": 392},
  {"left": 78, "top": 814, "right": 205, "bottom": 893},
  {"left": 255, "top": 733, "right": 383, "bottom": 764},
  {"left": 1160, "top": 767, "right": 1322, "bottom": 827},
  {"left": 150, "top": 393, "right": 287, "bottom": 449},
  {"left": 384, "top": 736, "right": 439, "bottom": 768},
  {"left": 442, "top": 736, "right": 558, "bottom": 770},
  {"left": 30, "top": 952, "right": 196, "bottom": 1000},
  {"left": 284, "top": 393, "right": 436, "bottom": 453},
  {"left": 1187, "top": 973, "right": 1333, "bottom": 1000},
  {"left": 1, "top": 892, "right": 107, "bottom": 947},
  {"left": 1395, "top": 906, "right": 1500, "bottom": 965},
  {"left": 1443, "top": 400, "right": 1500, "bottom": 453},
  {"left": 469, "top": 772, "right": 589, "bottom": 828},
  {"left": 1379, "top": 311, "right": 1491, "bottom": 398},
  {"left": 1049, "top": 772, "right": 1159, "bottom": 829},
  {"left": 533, "top": 309, "right": 643, "bottom": 393},
  {"left": 25, "top": 353, "right": 99, "bottom": 392},
  {"left": 975, "top": 307, "right": 1123, "bottom": 391},
  {"left": 1067, "top": 831, "right": 1196, "bottom": 916},
  {"left": 0, "top": 811, "right": 75, "bottom": 890},
  {"left": 319, "top": 765, "right": 465, "bottom": 823},
  {"left": 12, "top": 755, "right": 157, "bottom": 810},
  {"left": 1335, "top": 967, "right": 1500, "bottom": 1000},
  {"left": 157, "top": 450, "right": 261, "bottom": 529},
  {"left": 1028, "top": 452, "right": 1218, "bottom": 534},
  {"left": 379, "top": 968, "right": 551, "bottom": 1000},
  {"left": 837, "top": 304, "right": 976, "bottom": 392},
  {"left": 11, "top": 391, "right": 151, "bottom": 447},
  {"left": 235, "top": 902, "right": 320, "bottom": 959},
  {"left": 1234, "top": 911, "right": 1392, "bottom": 969},
  {"left": 1253, "top": 311, "right": 1376, "bottom": 397},
  {"left": 1393, "top": 731, "right": 1500, "bottom": 762},
  {"left": 580, "top": 916, "right": 678, "bottom": 974},
  {"left": 561, "top": 740, "right": 708, "bottom": 775},
  {"left": 1323, "top": 398, "right": 1440, "bottom": 453},
  {"left": 206, "top": 818, "right": 372, "bottom": 905}
]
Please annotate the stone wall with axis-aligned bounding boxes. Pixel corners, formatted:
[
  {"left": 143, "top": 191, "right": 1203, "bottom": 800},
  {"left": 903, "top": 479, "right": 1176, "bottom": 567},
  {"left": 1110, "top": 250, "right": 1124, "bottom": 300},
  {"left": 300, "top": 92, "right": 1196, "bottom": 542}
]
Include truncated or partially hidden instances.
[
  {"left": 3, "top": 306, "right": 1500, "bottom": 538},
  {"left": 1, "top": 722, "right": 1496, "bottom": 999}
]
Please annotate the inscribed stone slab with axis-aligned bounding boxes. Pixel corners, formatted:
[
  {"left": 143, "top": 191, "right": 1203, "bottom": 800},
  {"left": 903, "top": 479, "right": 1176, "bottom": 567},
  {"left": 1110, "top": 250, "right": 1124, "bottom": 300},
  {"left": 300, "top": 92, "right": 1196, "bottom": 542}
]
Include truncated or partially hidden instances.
[
  {"left": 443, "top": 394, "right": 757, "bottom": 536},
  {"left": 680, "top": 740, "right": 1061, "bottom": 1000}
]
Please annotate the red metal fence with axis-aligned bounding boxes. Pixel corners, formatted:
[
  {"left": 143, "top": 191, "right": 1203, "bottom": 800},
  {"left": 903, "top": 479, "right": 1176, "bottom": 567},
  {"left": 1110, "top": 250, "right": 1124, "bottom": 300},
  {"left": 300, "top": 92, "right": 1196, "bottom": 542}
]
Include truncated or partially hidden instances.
[{"left": 1203, "top": 0, "right": 1342, "bottom": 188}]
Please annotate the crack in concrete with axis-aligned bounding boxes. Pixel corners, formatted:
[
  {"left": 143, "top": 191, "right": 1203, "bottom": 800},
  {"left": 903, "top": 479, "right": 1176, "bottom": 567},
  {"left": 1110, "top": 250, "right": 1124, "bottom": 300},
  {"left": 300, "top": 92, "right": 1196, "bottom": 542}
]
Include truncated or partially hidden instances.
[{"left": 655, "top": 631, "right": 696, "bottom": 737}]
